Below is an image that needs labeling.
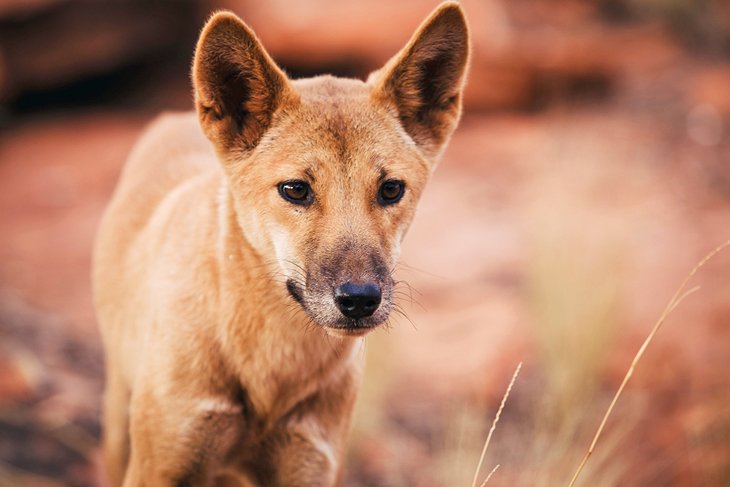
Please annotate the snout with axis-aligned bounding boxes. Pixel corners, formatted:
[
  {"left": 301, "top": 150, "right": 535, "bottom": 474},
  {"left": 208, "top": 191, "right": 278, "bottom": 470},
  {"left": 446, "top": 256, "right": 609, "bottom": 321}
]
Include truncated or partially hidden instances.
[
  {"left": 283, "top": 241, "right": 394, "bottom": 333},
  {"left": 334, "top": 282, "right": 382, "bottom": 319}
]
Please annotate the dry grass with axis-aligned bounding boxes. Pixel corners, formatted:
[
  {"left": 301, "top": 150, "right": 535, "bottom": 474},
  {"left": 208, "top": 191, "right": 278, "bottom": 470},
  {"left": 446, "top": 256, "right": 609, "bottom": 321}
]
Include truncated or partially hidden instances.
[
  {"left": 506, "top": 139, "right": 632, "bottom": 487},
  {"left": 568, "top": 238, "right": 730, "bottom": 486},
  {"left": 471, "top": 362, "right": 521, "bottom": 487},
  {"left": 461, "top": 238, "right": 730, "bottom": 487},
  {"left": 430, "top": 222, "right": 629, "bottom": 487},
  {"left": 479, "top": 465, "right": 500, "bottom": 487}
]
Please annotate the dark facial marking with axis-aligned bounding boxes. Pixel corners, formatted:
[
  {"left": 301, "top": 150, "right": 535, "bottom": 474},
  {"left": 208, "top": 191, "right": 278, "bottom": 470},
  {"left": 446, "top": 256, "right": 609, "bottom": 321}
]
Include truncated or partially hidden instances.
[
  {"left": 369, "top": 251, "right": 390, "bottom": 278},
  {"left": 378, "top": 166, "right": 388, "bottom": 182},
  {"left": 286, "top": 279, "right": 304, "bottom": 304}
]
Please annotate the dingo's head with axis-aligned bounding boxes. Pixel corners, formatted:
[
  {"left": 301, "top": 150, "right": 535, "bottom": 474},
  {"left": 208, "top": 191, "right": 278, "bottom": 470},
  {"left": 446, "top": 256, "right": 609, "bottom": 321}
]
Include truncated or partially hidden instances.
[{"left": 193, "top": 3, "right": 469, "bottom": 336}]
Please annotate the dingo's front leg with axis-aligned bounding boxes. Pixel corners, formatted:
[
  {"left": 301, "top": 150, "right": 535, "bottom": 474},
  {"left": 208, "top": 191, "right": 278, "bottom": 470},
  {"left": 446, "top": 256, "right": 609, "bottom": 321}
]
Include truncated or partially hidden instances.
[
  {"left": 248, "top": 375, "right": 360, "bottom": 487},
  {"left": 122, "top": 385, "right": 244, "bottom": 487},
  {"left": 253, "top": 420, "right": 341, "bottom": 487}
]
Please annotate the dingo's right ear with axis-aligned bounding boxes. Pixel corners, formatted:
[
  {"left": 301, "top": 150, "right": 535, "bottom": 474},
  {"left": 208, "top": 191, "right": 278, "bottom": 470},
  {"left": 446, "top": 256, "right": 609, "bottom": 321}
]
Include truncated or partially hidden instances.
[
  {"left": 193, "top": 12, "right": 297, "bottom": 155},
  {"left": 370, "top": 2, "right": 470, "bottom": 160}
]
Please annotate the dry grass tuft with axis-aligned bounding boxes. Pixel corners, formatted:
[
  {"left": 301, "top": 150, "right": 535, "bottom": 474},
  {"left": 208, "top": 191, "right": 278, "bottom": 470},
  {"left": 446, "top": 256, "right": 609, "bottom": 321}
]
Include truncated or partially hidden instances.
[
  {"left": 471, "top": 362, "right": 522, "bottom": 487},
  {"left": 479, "top": 464, "right": 500, "bottom": 487},
  {"left": 568, "top": 238, "right": 730, "bottom": 487}
]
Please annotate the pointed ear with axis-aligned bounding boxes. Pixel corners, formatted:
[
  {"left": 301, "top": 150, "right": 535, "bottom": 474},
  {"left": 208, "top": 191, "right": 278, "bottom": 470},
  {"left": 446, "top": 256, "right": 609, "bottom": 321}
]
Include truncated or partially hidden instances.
[
  {"left": 370, "top": 2, "right": 470, "bottom": 159},
  {"left": 192, "top": 12, "right": 296, "bottom": 154}
]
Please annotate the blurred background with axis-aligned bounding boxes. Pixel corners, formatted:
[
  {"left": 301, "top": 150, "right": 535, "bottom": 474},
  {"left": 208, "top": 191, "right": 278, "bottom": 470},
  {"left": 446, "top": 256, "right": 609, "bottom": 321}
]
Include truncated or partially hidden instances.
[{"left": 1, "top": 0, "right": 730, "bottom": 486}]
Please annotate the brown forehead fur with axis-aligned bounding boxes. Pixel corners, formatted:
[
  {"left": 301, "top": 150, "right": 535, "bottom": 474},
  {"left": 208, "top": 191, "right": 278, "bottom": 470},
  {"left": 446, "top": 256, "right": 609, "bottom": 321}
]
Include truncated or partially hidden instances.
[{"left": 256, "top": 75, "right": 426, "bottom": 165}]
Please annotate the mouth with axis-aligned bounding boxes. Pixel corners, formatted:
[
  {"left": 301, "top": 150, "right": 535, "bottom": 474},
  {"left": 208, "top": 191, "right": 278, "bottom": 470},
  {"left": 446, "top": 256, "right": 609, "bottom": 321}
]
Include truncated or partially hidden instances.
[
  {"left": 285, "top": 278, "right": 390, "bottom": 334},
  {"left": 323, "top": 324, "right": 378, "bottom": 337}
]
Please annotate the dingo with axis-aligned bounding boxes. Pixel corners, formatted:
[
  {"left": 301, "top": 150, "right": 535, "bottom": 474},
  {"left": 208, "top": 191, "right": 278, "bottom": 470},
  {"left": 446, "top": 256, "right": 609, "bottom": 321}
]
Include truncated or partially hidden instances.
[{"left": 93, "top": 3, "right": 469, "bottom": 485}]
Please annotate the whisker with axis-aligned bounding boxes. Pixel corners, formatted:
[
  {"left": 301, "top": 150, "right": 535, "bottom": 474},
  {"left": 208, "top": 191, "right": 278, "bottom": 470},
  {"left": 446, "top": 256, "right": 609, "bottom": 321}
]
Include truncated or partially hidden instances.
[
  {"left": 395, "top": 261, "right": 445, "bottom": 280},
  {"left": 392, "top": 304, "right": 418, "bottom": 331},
  {"left": 394, "top": 278, "right": 424, "bottom": 297},
  {"left": 392, "top": 279, "right": 425, "bottom": 312}
]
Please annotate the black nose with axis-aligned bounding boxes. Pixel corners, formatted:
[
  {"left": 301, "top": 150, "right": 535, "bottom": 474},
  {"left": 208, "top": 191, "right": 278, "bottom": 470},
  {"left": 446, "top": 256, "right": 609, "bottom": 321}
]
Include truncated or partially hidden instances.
[{"left": 335, "top": 282, "right": 382, "bottom": 319}]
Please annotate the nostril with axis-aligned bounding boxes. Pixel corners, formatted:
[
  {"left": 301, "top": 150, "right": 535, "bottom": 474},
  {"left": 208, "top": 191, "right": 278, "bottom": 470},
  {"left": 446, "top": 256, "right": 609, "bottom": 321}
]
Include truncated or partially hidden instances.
[
  {"left": 335, "top": 282, "right": 382, "bottom": 319},
  {"left": 339, "top": 298, "right": 356, "bottom": 311}
]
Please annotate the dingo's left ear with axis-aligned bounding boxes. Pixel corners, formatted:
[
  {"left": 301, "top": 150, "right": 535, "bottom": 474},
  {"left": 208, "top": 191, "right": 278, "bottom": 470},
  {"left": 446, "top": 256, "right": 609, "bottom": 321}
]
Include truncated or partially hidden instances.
[
  {"left": 193, "top": 11, "right": 297, "bottom": 155},
  {"left": 370, "top": 2, "right": 469, "bottom": 159}
]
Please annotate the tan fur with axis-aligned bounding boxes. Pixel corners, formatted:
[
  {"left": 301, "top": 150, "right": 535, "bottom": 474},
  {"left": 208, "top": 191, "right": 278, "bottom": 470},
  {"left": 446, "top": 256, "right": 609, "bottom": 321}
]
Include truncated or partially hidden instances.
[{"left": 93, "top": 3, "right": 469, "bottom": 486}]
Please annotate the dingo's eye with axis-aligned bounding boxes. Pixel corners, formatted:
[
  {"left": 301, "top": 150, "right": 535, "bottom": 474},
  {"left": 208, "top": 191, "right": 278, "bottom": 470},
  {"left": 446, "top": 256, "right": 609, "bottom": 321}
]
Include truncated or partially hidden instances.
[
  {"left": 279, "top": 181, "right": 313, "bottom": 206},
  {"left": 378, "top": 180, "right": 405, "bottom": 206}
]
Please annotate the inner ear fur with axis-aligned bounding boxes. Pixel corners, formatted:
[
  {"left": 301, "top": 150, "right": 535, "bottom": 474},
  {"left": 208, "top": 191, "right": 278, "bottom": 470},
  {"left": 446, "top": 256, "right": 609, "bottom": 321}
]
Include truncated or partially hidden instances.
[
  {"left": 193, "top": 11, "right": 296, "bottom": 154},
  {"left": 370, "top": 2, "right": 470, "bottom": 158}
]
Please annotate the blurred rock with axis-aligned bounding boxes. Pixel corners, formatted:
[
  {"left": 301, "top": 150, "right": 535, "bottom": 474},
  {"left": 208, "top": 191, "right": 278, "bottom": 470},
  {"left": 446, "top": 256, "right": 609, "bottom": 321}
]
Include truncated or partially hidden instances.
[
  {"left": 0, "top": 0, "right": 688, "bottom": 113},
  {"left": 688, "top": 65, "right": 730, "bottom": 115},
  {"left": 0, "top": 347, "right": 45, "bottom": 405},
  {"left": 210, "top": 0, "right": 683, "bottom": 111},
  {"left": 0, "top": 0, "right": 63, "bottom": 17},
  {"left": 0, "top": 0, "right": 200, "bottom": 105},
  {"left": 211, "top": 0, "right": 531, "bottom": 110}
]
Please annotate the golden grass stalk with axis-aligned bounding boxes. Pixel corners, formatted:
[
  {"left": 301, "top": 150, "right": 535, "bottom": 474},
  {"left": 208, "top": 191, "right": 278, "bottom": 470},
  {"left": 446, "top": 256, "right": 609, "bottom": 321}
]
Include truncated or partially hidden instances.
[
  {"left": 471, "top": 361, "right": 522, "bottom": 487},
  {"left": 567, "top": 238, "right": 730, "bottom": 487},
  {"left": 479, "top": 464, "right": 500, "bottom": 487}
]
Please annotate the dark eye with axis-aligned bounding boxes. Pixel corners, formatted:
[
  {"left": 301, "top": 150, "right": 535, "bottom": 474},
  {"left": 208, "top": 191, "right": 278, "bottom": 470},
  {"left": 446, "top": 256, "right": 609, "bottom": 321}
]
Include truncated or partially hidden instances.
[
  {"left": 278, "top": 181, "right": 313, "bottom": 206},
  {"left": 378, "top": 180, "right": 405, "bottom": 206}
]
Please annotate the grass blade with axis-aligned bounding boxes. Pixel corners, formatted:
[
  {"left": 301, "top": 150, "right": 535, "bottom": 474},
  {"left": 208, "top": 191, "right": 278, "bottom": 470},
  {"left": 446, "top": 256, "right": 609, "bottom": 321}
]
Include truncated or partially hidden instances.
[
  {"left": 568, "top": 239, "right": 730, "bottom": 487},
  {"left": 471, "top": 361, "right": 522, "bottom": 487}
]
